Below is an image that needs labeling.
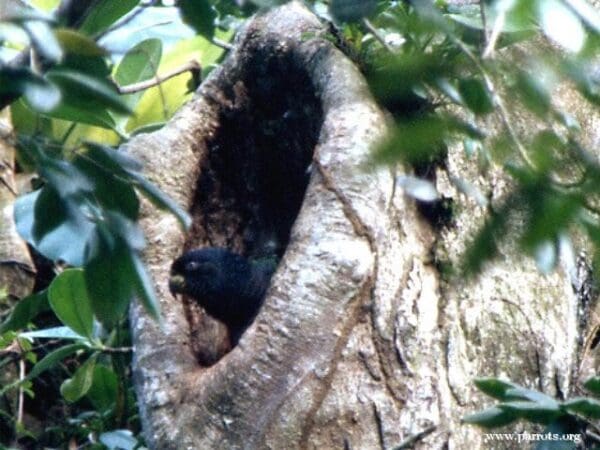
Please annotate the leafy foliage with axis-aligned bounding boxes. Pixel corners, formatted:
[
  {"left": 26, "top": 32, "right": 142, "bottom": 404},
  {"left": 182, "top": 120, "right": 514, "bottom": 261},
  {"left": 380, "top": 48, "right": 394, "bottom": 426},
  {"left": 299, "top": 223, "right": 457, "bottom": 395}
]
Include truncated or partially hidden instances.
[
  {"left": 0, "top": 0, "right": 229, "bottom": 447},
  {"left": 339, "top": 0, "right": 600, "bottom": 277},
  {"left": 465, "top": 377, "right": 600, "bottom": 448}
]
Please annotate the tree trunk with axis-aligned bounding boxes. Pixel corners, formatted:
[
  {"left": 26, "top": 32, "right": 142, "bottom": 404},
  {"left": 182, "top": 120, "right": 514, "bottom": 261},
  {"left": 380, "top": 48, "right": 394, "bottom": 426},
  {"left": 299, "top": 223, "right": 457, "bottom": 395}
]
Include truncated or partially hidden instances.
[
  {"left": 0, "top": 108, "right": 35, "bottom": 314},
  {"left": 127, "top": 2, "right": 597, "bottom": 448}
]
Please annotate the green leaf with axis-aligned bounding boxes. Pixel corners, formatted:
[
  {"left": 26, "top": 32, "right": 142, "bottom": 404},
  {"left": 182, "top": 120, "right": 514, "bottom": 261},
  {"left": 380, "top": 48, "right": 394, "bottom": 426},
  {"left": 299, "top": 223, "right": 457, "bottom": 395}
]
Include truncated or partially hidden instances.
[
  {"left": 84, "top": 222, "right": 161, "bottom": 325},
  {"left": 84, "top": 232, "right": 135, "bottom": 327},
  {"left": 179, "top": 0, "right": 216, "bottom": 39},
  {"left": 34, "top": 192, "right": 95, "bottom": 266},
  {"left": 373, "top": 116, "right": 448, "bottom": 166},
  {"left": 130, "top": 253, "right": 161, "bottom": 322},
  {"left": 102, "top": 211, "right": 145, "bottom": 250},
  {"left": 0, "top": 290, "right": 49, "bottom": 334},
  {"left": 375, "top": 115, "right": 483, "bottom": 166},
  {"left": 43, "top": 102, "right": 118, "bottom": 129},
  {"left": 369, "top": 53, "right": 454, "bottom": 108},
  {"left": 14, "top": 187, "right": 94, "bottom": 266},
  {"left": 36, "top": 154, "right": 93, "bottom": 197},
  {"left": 46, "top": 68, "right": 131, "bottom": 115},
  {"left": 25, "top": 343, "right": 86, "bottom": 383},
  {"left": 10, "top": 98, "right": 52, "bottom": 138},
  {"left": 73, "top": 146, "right": 140, "bottom": 221},
  {"left": 474, "top": 378, "right": 522, "bottom": 401},
  {"left": 84, "top": 142, "right": 142, "bottom": 174},
  {"left": 563, "top": 397, "right": 600, "bottom": 420},
  {"left": 462, "top": 406, "right": 517, "bottom": 428},
  {"left": 560, "top": 60, "right": 600, "bottom": 106},
  {"left": 458, "top": 78, "right": 494, "bottom": 115},
  {"left": 59, "top": 51, "right": 111, "bottom": 77},
  {"left": 60, "top": 353, "right": 97, "bottom": 402},
  {"left": 125, "top": 32, "right": 231, "bottom": 132},
  {"left": 130, "top": 172, "right": 191, "bottom": 230},
  {"left": 515, "top": 71, "right": 551, "bottom": 117},
  {"left": 329, "top": 0, "right": 377, "bottom": 22},
  {"left": 530, "top": 130, "right": 562, "bottom": 171},
  {"left": 21, "top": 20, "right": 63, "bottom": 62},
  {"left": 520, "top": 188, "right": 581, "bottom": 252},
  {"left": 502, "top": 0, "right": 538, "bottom": 32},
  {"left": 499, "top": 401, "right": 562, "bottom": 424},
  {"left": 79, "top": 0, "right": 139, "bottom": 36},
  {"left": 0, "top": 67, "right": 61, "bottom": 112},
  {"left": 130, "top": 121, "right": 167, "bottom": 135},
  {"left": 86, "top": 365, "right": 118, "bottom": 412},
  {"left": 114, "top": 38, "right": 162, "bottom": 123},
  {"left": 448, "top": 1, "right": 536, "bottom": 35},
  {"left": 20, "top": 326, "right": 87, "bottom": 341},
  {"left": 14, "top": 144, "right": 159, "bottom": 271},
  {"left": 115, "top": 39, "right": 162, "bottom": 87},
  {"left": 504, "top": 386, "right": 559, "bottom": 406},
  {"left": 54, "top": 28, "right": 107, "bottom": 56},
  {"left": 48, "top": 269, "right": 94, "bottom": 339},
  {"left": 583, "top": 376, "right": 600, "bottom": 396}
]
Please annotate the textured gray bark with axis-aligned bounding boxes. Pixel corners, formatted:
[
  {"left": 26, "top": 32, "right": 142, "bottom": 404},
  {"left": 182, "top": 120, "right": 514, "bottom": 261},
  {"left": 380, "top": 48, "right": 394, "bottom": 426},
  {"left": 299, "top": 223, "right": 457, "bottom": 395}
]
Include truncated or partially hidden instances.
[
  {"left": 127, "top": 2, "right": 596, "bottom": 449},
  {"left": 0, "top": 109, "right": 35, "bottom": 311}
]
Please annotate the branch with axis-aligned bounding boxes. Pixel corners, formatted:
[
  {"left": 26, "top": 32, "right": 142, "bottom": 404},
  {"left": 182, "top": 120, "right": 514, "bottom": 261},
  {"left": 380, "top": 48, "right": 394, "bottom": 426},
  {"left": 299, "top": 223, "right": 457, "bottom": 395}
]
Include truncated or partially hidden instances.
[
  {"left": 393, "top": 425, "right": 437, "bottom": 450},
  {"left": 116, "top": 60, "right": 202, "bottom": 95},
  {"left": 212, "top": 37, "right": 234, "bottom": 51},
  {"left": 362, "top": 18, "right": 395, "bottom": 53},
  {"left": 482, "top": 8, "right": 505, "bottom": 59}
]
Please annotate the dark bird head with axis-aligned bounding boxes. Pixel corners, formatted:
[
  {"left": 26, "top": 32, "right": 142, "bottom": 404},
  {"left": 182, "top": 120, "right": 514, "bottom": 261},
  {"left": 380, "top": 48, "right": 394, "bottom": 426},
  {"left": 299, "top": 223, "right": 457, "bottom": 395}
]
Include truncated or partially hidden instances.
[
  {"left": 169, "top": 248, "right": 224, "bottom": 299},
  {"left": 169, "top": 247, "right": 276, "bottom": 339}
]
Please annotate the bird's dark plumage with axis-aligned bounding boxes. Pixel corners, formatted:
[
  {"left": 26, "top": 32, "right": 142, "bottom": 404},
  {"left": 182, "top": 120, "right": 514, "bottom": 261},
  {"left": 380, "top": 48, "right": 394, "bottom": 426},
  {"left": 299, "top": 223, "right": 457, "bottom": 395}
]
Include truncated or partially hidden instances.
[{"left": 169, "top": 247, "right": 276, "bottom": 343}]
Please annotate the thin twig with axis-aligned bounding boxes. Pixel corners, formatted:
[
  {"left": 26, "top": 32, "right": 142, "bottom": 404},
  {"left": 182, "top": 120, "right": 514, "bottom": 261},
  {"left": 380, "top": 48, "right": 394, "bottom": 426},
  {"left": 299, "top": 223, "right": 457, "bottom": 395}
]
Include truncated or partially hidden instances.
[
  {"left": 212, "top": 37, "right": 234, "bottom": 51},
  {"left": 587, "top": 430, "right": 600, "bottom": 443},
  {"left": 97, "top": 345, "right": 133, "bottom": 354},
  {"left": 479, "top": 1, "right": 490, "bottom": 45},
  {"left": 116, "top": 60, "right": 202, "bottom": 94},
  {"left": 482, "top": 9, "right": 505, "bottom": 59},
  {"left": 96, "top": 0, "right": 160, "bottom": 40},
  {"left": 17, "top": 355, "right": 25, "bottom": 431},
  {"left": 586, "top": 417, "right": 600, "bottom": 438},
  {"left": 363, "top": 18, "right": 395, "bottom": 53},
  {"left": 393, "top": 425, "right": 437, "bottom": 449},
  {"left": 60, "top": 122, "right": 78, "bottom": 145},
  {"left": 0, "top": 175, "right": 18, "bottom": 196}
]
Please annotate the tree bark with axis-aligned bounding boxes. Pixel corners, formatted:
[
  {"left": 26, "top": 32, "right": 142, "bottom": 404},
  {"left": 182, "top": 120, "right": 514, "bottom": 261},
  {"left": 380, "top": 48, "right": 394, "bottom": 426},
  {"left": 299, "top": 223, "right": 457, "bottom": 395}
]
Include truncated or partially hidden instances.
[
  {"left": 0, "top": 108, "right": 35, "bottom": 314},
  {"left": 128, "top": 2, "right": 597, "bottom": 449}
]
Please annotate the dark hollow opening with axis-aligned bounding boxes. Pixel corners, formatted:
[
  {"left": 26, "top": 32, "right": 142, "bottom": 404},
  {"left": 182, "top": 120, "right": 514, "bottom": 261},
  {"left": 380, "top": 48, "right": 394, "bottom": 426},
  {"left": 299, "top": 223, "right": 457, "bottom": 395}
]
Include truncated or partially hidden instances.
[{"left": 183, "top": 45, "right": 323, "bottom": 366}]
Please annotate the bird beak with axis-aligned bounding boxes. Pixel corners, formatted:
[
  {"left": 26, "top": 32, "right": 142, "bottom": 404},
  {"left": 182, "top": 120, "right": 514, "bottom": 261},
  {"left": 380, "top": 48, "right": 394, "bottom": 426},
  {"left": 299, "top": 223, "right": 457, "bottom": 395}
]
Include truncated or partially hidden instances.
[{"left": 168, "top": 274, "right": 186, "bottom": 297}]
